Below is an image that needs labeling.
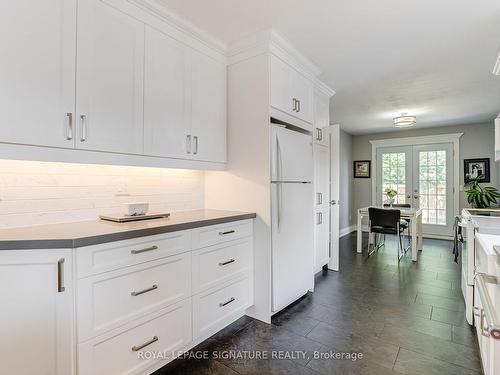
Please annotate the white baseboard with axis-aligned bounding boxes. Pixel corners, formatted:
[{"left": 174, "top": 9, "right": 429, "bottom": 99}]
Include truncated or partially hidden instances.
[
  {"left": 339, "top": 225, "right": 356, "bottom": 237},
  {"left": 349, "top": 225, "right": 453, "bottom": 240}
]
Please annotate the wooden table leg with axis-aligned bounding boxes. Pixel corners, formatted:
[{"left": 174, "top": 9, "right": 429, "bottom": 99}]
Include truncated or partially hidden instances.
[{"left": 357, "top": 210, "right": 362, "bottom": 253}]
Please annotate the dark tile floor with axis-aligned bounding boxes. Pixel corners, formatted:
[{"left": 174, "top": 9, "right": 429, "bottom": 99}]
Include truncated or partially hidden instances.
[{"left": 154, "top": 233, "right": 483, "bottom": 375}]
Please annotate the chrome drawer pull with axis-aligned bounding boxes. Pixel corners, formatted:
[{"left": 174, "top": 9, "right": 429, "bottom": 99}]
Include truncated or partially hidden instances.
[
  {"left": 131, "top": 336, "right": 158, "bottom": 352},
  {"left": 219, "top": 259, "right": 235, "bottom": 266},
  {"left": 219, "top": 297, "right": 235, "bottom": 307},
  {"left": 57, "top": 258, "right": 65, "bottom": 293},
  {"left": 219, "top": 230, "right": 235, "bottom": 236},
  {"left": 131, "top": 245, "right": 158, "bottom": 255},
  {"left": 131, "top": 284, "right": 158, "bottom": 297}
]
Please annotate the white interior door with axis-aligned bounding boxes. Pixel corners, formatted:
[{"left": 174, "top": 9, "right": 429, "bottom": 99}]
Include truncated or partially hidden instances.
[
  {"left": 376, "top": 143, "right": 454, "bottom": 237},
  {"left": 412, "top": 144, "right": 454, "bottom": 237},
  {"left": 329, "top": 124, "right": 340, "bottom": 271}
]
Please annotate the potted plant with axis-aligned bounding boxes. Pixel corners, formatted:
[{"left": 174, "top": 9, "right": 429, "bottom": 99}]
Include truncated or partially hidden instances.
[
  {"left": 465, "top": 179, "right": 500, "bottom": 208},
  {"left": 384, "top": 188, "right": 398, "bottom": 207}
]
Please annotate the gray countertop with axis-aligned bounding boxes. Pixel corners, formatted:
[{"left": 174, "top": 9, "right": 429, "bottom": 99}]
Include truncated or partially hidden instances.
[{"left": 0, "top": 209, "right": 256, "bottom": 250}]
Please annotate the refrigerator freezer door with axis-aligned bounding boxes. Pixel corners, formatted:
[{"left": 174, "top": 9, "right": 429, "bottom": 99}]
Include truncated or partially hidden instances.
[
  {"left": 271, "top": 125, "right": 313, "bottom": 182},
  {"left": 271, "top": 182, "right": 314, "bottom": 313}
]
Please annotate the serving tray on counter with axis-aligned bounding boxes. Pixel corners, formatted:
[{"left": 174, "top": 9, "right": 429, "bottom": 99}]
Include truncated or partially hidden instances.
[{"left": 99, "top": 213, "right": 170, "bottom": 223}]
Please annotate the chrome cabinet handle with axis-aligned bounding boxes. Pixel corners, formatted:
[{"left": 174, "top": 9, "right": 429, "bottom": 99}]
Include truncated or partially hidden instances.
[
  {"left": 316, "top": 128, "right": 323, "bottom": 141},
  {"left": 292, "top": 98, "right": 297, "bottom": 112},
  {"left": 317, "top": 192, "right": 323, "bottom": 205},
  {"left": 186, "top": 135, "right": 191, "bottom": 154},
  {"left": 132, "top": 336, "right": 158, "bottom": 352},
  {"left": 66, "top": 113, "right": 73, "bottom": 140},
  {"left": 193, "top": 136, "right": 198, "bottom": 155},
  {"left": 297, "top": 99, "right": 301, "bottom": 112},
  {"left": 57, "top": 258, "right": 65, "bottom": 293},
  {"left": 80, "top": 114, "right": 87, "bottom": 142},
  {"left": 131, "top": 245, "right": 158, "bottom": 255},
  {"left": 317, "top": 212, "right": 323, "bottom": 225},
  {"left": 219, "top": 297, "right": 235, "bottom": 307},
  {"left": 219, "top": 230, "right": 235, "bottom": 236},
  {"left": 219, "top": 259, "right": 235, "bottom": 266},
  {"left": 131, "top": 284, "right": 158, "bottom": 297}
]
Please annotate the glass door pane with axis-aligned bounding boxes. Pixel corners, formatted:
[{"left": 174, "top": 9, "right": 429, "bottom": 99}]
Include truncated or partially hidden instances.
[
  {"left": 376, "top": 146, "right": 412, "bottom": 206},
  {"left": 413, "top": 144, "right": 453, "bottom": 237}
]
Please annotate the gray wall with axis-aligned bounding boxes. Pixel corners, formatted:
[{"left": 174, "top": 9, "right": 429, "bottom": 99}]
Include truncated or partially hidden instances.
[
  {"left": 339, "top": 129, "right": 355, "bottom": 231},
  {"left": 351, "top": 122, "right": 499, "bottom": 221}
]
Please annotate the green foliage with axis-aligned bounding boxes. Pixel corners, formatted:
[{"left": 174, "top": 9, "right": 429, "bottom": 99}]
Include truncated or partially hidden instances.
[{"left": 465, "top": 179, "right": 500, "bottom": 208}]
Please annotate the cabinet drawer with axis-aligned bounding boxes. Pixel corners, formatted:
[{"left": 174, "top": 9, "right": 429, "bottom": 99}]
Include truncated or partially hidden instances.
[
  {"left": 192, "top": 219, "right": 252, "bottom": 249},
  {"left": 77, "top": 253, "right": 191, "bottom": 341},
  {"left": 78, "top": 299, "right": 192, "bottom": 375},
  {"left": 76, "top": 231, "right": 191, "bottom": 278},
  {"left": 193, "top": 276, "right": 252, "bottom": 340},
  {"left": 192, "top": 238, "right": 253, "bottom": 294}
]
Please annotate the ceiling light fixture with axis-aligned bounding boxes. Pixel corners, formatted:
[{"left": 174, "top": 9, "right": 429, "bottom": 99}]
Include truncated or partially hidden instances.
[{"left": 393, "top": 114, "right": 416, "bottom": 128}]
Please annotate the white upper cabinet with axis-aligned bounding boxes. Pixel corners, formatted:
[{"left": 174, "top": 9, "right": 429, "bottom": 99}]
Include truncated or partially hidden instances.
[
  {"left": 313, "top": 90, "right": 330, "bottom": 146},
  {"left": 191, "top": 51, "right": 227, "bottom": 163},
  {"left": 76, "top": 0, "right": 145, "bottom": 154},
  {"left": 293, "top": 72, "right": 314, "bottom": 123},
  {"left": 0, "top": 0, "right": 77, "bottom": 148},
  {"left": 144, "top": 26, "right": 191, "bottom": 158},
  {"left": 270, "top": 55, "right": 314, "bottom": 124}
]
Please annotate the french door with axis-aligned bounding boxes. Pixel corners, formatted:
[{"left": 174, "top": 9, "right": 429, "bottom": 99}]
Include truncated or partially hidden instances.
[{"left": 376, "top": 143, "right": 454, "bottom": 237}]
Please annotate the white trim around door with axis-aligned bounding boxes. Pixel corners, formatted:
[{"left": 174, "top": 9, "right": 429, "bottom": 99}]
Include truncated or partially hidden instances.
[{"left": 370, "top": 133, "right": 463, "bottom": 238}]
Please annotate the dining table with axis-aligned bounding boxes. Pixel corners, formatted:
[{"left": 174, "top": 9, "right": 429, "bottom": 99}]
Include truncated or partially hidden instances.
[{"left": 357, "top": 206, "right": 423, "bottom": 262}]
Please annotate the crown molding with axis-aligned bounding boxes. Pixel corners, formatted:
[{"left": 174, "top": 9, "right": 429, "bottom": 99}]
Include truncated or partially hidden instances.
[
  {"left": 227, "top": 29, "right": 322, "bottom": 80},
  {"left": 127, "top": 0, "right": 227, "bottom": 55},
  {"left": 315, "top": 77, "right": 336, "bottom": 97}
]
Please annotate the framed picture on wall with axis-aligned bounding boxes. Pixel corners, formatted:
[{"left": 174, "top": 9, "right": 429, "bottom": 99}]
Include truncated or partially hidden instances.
[
  {"left": 464, "top": 158, "right": 490, "bottom": 183},
  {"left": 354, "top": 160, "right": 371, "bottom": 178}
]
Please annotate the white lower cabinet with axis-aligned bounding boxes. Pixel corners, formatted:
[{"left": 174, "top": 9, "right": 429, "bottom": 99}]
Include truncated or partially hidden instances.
[
  {"left": 193, "top": 275, "right": 253, "bottom": 340},
  {"left": 0, "top": 249, "right": 74, "bottom": 375},
  {"left": 78, "top": 300, "right": 192, "bottom": 375},
  {"left": 314, "top": 208, "right": 330, "bottom": 272},
  {"left": 76, "top": 219, "right": 254, "bottom": 375},
  {"left": 77, "top": 252, "right": 192, "bottom": 341}
]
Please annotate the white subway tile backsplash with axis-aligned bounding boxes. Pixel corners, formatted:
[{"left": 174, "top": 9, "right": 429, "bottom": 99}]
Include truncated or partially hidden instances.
[{"left": 0, "top": 160, "right": 205, "bottom": 228}]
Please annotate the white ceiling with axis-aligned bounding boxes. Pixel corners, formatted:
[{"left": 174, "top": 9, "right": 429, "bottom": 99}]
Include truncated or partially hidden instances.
[{"left": 158, "top": 0, "right": 500, "bottom": 134}]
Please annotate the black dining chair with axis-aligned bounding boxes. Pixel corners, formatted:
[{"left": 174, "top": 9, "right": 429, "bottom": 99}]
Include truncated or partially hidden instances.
[
  {"left": 383, "top": 203, "right": 412, "bottom": 249},
  {"left": 368, "top": 207, "right": 408, "bottom": 261}
]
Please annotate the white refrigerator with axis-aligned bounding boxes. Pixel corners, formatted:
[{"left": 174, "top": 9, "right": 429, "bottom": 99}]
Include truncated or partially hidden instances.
[{"left": 271, "top": 124, "right": 314, "bottom": 313}]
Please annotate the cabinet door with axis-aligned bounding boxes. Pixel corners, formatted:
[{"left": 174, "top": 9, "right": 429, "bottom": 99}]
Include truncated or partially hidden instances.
[
  {"left": 314, "top": 144, "right": 330, "bottom": 208},
  {"left": 270, "top": 55, "right": 294, "bottom": 115},
  {"left": 293, "top": 72, "right": 314, "bottom": 124},
  {"left": 313, "top": 91, "right": 330, "bottom": 146},
  {"left": 191, "top": 51, "right": 227, "bottom": 163},
  {"left": 0, "top": 0, "right": 76, "bottom": 148},
  {"left": 144, "top": 26, "right": 191, "bottom": 158},
  {"left": 0, "top": 249, "right": 73, "bottom": 375},
  {"left": 314, "top": 208, "right": 330, "bottom": 272},
  {"left": 76, "top": 0, "right": 144, "bottom": 154}
]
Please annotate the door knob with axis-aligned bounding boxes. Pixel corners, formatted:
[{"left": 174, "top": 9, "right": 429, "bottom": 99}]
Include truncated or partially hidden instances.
[
  {"left": 406, "top": 195, "right": 411, "bottom": 199},
  {"left": 331, "top": 200, "right": 337, "bottom": 205},
  {"left": 413, "top": 195, "right": 419, "bottom": 199}
]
